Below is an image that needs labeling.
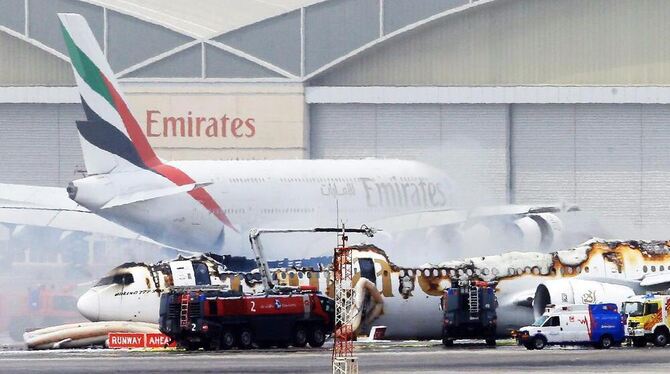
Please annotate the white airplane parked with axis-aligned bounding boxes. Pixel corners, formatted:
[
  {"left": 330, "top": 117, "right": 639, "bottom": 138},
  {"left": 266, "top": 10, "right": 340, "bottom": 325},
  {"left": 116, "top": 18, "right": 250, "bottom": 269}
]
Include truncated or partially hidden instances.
[
  {"left": 0, "top": 13, "right": 597, "bottom": 258},
  {"left": 77, "top": 238, "right": 670, "bottom": 340}
]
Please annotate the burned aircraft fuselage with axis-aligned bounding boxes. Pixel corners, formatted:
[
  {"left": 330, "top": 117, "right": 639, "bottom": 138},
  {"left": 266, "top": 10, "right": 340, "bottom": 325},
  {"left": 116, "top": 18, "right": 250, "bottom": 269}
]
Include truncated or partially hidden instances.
[{"left": 79, "top": 239, "right": 670, "bottom": 339}]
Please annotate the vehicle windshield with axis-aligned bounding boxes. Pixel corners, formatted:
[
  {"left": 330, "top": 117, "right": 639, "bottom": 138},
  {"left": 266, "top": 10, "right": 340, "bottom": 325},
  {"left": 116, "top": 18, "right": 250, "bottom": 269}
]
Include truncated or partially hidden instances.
[
  {"left": 623, "top": 302, "right": 643, "bottom": 317},
  {"left": 532, "top": 315, "right": 549, "bottom": 327},
  {"left": 319, "top": 296, "right": 334, "bottom": 314}
]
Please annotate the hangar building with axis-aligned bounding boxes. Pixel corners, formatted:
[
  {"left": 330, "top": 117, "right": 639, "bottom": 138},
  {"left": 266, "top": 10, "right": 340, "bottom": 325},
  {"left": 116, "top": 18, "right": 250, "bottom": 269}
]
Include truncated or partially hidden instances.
[{"left": 2, "top": 0, "right": 670, "bottom": 235}]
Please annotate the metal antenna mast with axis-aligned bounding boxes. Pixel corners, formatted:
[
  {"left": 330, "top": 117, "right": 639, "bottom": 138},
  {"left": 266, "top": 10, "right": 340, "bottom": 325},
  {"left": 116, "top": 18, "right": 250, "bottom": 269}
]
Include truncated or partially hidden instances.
[
  {"left": 332, "top": 224, "right": 372, "bottom": 374},
  {"left": 247, "top": 224, "right": 376, "bottom": 374}
]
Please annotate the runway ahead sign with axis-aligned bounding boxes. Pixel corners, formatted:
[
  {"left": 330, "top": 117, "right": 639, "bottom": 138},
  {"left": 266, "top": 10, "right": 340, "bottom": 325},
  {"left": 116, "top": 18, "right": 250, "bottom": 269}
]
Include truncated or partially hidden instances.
[{"left": 108, "top": 333, "right": 176, "bottom": 349}]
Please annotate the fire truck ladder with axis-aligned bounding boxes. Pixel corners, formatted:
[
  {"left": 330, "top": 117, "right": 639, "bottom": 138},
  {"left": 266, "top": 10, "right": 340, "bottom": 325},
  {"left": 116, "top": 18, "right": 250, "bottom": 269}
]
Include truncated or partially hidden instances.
[
  {"left": 179, "top": 293, "right": 190, "bottom": 328},
  {"left": 468, "top": 286, "right": 479, "bottom": 320}
]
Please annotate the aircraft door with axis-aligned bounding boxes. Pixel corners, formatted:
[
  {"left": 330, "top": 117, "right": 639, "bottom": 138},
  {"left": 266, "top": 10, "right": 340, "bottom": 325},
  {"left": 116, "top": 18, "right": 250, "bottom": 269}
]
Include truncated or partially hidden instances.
[
  {"left": 170, "top": 261, "right": 196, "bottom": 287},
  {"left": 602, "top": 253, "right": 623, "bottom": 278},
  {"left": 358, "top": 258, "right": 377, "bottom": 285},
  {"left": 193, "top": 262, "right": 211, "bottom": 286}
]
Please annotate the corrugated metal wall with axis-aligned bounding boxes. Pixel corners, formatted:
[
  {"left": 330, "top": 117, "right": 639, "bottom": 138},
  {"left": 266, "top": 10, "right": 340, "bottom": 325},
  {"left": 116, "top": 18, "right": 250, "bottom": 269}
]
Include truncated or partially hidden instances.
[
  {"left": 0, "top": 32, "right": 74, "bottom": 86},
  {"left": 310, "top": 104, "right": 509, "bottom": 204},
  {"left": 513, "top": 104, "right": 670, "bottom": 232},
  {"left": 512, "top": 105, "right": 643, "bottom": 226},
  {"left": 311, "top": 0, "right": 670, "bottom": 86},
  {"left": 0, "top": 104, "right": 84, "bottom": 186},
  {"left": 312, "top": 103, "right": 670, "bottom": 232}
]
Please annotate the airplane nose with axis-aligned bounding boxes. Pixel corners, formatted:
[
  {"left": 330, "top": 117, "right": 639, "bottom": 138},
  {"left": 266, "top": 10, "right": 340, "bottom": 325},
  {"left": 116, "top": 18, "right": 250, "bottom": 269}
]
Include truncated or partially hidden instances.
[{"left": 77, "top": 290, "right": 100, "bottom": 321}]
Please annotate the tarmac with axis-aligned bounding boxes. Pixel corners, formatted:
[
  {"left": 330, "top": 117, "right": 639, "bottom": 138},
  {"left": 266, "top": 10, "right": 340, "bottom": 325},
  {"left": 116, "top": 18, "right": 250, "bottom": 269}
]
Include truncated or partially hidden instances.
[{"left": 1, "top": 340, "right": 669, "bottom": 373}]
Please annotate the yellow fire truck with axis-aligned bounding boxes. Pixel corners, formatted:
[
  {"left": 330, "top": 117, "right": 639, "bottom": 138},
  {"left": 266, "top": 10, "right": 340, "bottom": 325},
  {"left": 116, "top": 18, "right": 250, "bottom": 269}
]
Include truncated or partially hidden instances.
[{"left": 623, "top": 293, "right": 670, "bottom": 347}]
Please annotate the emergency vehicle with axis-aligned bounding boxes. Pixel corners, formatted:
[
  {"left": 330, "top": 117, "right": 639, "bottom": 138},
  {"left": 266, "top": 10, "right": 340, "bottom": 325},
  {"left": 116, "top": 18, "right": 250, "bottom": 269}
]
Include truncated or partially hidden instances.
[
  {"left": 440, "top": 280, "right": 497, "bottom": 346},
  {"left": 623, "top": 293, "right": 670, "bottom": 347},
  {"left": 516, "top": 303, "right": 625, "bottom": 350},
  {"left": 159, "top": 286, "right": 334, "bottom": 350},
  {"left": 159, "top": 228, "right": 341, "bottom": 350},
  {"left": 6, "top": 286, "right": 81, "bottom": 342}
]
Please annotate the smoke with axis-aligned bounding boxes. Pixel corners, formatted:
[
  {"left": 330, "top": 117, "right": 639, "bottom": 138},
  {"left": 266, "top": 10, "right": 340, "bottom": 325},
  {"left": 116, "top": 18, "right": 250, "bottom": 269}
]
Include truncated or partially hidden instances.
[
  {"left": 361, "top": 138, "right": 608, "bottom": 266},
  {"left": 218, "top": 138, "right": 612, "bottom": 266},
  {"left": 0, "top": 225, "right": 169, "bottom": 344}
]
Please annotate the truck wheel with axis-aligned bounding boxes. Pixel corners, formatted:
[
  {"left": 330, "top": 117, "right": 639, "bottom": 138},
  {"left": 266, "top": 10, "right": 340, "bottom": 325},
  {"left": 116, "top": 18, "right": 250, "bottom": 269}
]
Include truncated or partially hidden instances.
[
  {"left": 442, "top": 338, "right": 454, "bottom": 347},
  {"left": 485, "top": 338, "right": 496, "bottom": 347},
  {"left": 238, "top": 328, "right": 253, "bottom": 349},
  {"left": 308, "top": 327, "right": 326, "bottom": 348},
  {"left": 523, "top": 343, "right": 535, "bottom": 350},
  {"left": 653, "top": 330, "right": 668, "bottom": 347},
  {"left": 221, "top": 330, "right": 236, "bottom": 350},
  {"left": 292, "top": 326, "right": 308, "bottom": 347},
  {"left": 632, "top": 337, "right": 647, "bottom": 347},
  {"left": 598, "top": 335, "right": 613, "bottom": 349},
  {"left": 532, "top": 336, "right": 546, "bottom": 350}
]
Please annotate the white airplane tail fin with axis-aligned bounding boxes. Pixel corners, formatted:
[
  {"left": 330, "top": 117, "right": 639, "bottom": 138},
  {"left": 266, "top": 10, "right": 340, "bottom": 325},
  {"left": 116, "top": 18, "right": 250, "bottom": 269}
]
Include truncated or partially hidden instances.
[{"left": 58, "top": 13, "right": 159, "bottom": 175}]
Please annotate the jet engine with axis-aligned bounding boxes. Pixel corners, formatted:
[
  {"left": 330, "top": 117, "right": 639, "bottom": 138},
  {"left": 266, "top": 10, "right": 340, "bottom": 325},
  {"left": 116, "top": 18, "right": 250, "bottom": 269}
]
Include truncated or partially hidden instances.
[
  {"left": 502, "top": 213, "right": 564, "bottom": 251},
  {"left": 533, "top": 279, "right": 635, "bottom": 318}
]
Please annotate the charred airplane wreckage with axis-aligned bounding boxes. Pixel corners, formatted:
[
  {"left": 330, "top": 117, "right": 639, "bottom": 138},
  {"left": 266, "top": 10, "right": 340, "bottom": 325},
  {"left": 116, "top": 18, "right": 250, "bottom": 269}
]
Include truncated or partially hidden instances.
[{"left": 61, "top": 238, "right": 670, "bottom": 346}]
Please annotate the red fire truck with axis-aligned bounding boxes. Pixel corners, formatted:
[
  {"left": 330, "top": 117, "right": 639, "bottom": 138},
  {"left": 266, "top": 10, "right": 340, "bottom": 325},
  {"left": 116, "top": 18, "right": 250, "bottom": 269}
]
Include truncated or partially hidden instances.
[
  {"left": 159, "top": 286, "right": 334, "bottom": 350},
  {"left": 159, "top": 228, "right": 343, "bottom": 350}
]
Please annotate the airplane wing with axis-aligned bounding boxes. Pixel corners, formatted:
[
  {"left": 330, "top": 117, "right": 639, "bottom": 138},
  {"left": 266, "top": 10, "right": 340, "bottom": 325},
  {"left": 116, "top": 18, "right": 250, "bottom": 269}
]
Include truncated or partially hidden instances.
[
  {"left": 639, "top": 272, "right": 670, "bottom": 287},
  {"left": 0, "top": 183, "right": 167, "bottom": 244},
  {"left": 370, "top": 203, "right": 577, "bottom": 233}
]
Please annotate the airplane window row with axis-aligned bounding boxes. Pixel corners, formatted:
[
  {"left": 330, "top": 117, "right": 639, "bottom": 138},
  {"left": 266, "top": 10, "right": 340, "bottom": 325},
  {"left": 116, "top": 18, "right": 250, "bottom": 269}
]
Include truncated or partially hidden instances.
[
  {"left": 558, "top": 266, "right": 585, "bottom": 275},
  {"left": 643, "top": 265, "right": 664, "bottom": 273},
  {"left": 279, "top": 177, "right": 357, "bottom": 183},
  {"left": 229, "top": 178, "right": 265, "bottom": 183},
  {"left": 223, "top": 208, "right": 246, "bottom": 214},
  {"left": 397, "top": 265, "right": 593, "bottom": 278},
  {"left": 274, "top": 271, "right": 320, "bottom": 279},
  {"left": 261, "top": 207, "right": 315, "bottom": 214}
]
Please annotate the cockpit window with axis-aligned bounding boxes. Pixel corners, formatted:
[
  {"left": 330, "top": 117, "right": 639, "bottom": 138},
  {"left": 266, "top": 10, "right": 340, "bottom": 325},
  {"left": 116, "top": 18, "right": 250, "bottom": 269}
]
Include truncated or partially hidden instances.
[
  {"left": 95, "top": 273, "right": 134, "bottom": 286},
  {"left": 193, "top": 262, "right": 211, "bottom": 285}
]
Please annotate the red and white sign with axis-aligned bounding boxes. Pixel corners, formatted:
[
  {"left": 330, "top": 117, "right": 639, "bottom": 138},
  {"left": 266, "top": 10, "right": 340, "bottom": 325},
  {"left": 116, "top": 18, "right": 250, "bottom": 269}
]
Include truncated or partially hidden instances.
[
  {"left": 108, "top": 333, "right": 145, "bottom": 348},
  {"left": 146, "top": 333, "right": 177, "bottom": 348},
  {"left": 107, "top": 332, "right": 176, "bottom": 349}
]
